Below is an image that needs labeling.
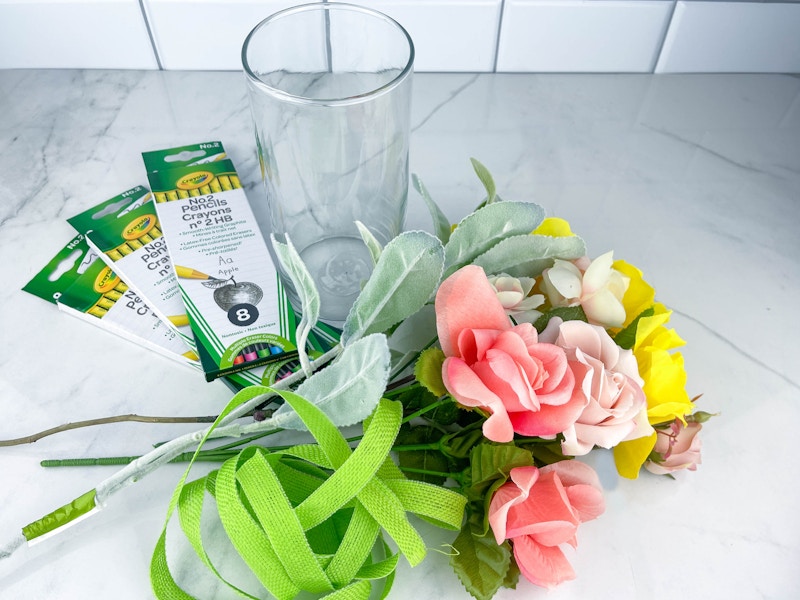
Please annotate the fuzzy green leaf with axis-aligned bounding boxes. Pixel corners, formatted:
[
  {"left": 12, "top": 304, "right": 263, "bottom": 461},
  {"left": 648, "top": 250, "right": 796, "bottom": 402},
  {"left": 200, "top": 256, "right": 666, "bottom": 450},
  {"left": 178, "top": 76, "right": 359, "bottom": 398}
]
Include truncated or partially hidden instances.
[
  {"left": 472, "top": 233, "right": 587, "bottom": 278},
  {"left": 443, "top": 202, "right": 545, "bottom": 278},
  {"left": 271, "top": 334, "right": 391, "bottom": 430},
  {"left": 470, "top": 158, "right": 497, "bottom": 205},
  {"left": 271, "top": 234, "right": 321, "bottom": 375},
  {"left": 342, "top": 231, "right": 444, "bottom": 345},
  {"left": 355, "top": 220, "right": 383, "bottom": 265},
  {"left": 412, "top": 174, "right": 452, "bottom": 245},
  {"left": 414, "top": 347, "right": 447, "bottom": 397}
]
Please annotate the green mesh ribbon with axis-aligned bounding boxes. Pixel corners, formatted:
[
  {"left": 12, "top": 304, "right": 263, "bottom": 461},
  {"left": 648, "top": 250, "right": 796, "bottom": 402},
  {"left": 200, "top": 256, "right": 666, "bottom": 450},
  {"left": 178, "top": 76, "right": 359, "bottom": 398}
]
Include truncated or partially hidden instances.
[{"left": 151, "top": 387, "right": 467, "bottom": 599}]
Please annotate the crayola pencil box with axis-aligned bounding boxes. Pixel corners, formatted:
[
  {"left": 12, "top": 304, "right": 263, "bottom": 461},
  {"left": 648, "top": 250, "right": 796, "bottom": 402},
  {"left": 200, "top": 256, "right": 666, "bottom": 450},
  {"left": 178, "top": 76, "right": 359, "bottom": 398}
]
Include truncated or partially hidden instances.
[
  {"left": 142, "top": 141, "right": 297, "bottom": 382},
  {"left": 22, "top": 234, "right": 199, "bottom": 367},
  {"left": 67, "top": 185, "right": 194, "bottom": 348}
]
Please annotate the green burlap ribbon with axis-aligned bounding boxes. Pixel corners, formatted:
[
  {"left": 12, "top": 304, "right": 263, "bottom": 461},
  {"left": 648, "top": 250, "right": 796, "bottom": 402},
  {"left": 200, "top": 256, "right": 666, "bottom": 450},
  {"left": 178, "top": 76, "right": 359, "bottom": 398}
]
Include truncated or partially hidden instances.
[{"left": 151, "top": 386, "right": 467, "bottom": 599}]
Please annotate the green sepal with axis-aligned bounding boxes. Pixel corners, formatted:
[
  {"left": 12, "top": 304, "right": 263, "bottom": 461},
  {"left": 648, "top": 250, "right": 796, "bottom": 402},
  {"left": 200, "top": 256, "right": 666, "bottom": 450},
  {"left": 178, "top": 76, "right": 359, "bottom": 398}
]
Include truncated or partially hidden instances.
[{"left": 414, "top": 347, "right": 447, "bottom": 398}]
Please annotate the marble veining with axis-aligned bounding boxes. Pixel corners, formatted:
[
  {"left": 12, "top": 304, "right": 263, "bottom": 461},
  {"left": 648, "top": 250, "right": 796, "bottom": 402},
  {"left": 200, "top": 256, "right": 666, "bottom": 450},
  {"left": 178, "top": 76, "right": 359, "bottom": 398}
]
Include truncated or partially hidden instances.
[{"left": 0, "top": 70, "right": 799, "bottom": 599}]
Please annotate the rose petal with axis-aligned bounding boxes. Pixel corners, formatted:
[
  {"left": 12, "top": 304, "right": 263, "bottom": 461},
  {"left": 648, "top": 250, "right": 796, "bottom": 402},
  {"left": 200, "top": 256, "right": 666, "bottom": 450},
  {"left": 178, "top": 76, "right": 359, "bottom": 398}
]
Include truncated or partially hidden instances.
[
  {"left": 509, "top": 369, "right": 586, "bottom": 436},
  {"left": 505, "top": 472, "right": 578, "bottom": 543},
  {"left": 582, "top": 288, "right": 626, "bottom": 328},
  {"left": 581, "top": 251, "right": 614, "bottom": 295},
  {"left": 512, "top": 535, "right": 576, "bottom": 589},
  {"left": 488, "top": 467, "right": 540, "bottom": 544},
  {"left": 528, "top": 343, "right": 571, "bottom": 399},
  {"left": 546, "top": 260, "right": 583, "bottom": 301},
  {"left": 473, "top": 349, "right": 539, "bottom": 412},
  {"left": 436, "top": 266, "right": 510, "bottom": 357},
  {"left": 456, "top": 328, "right": 501, "bottom": 364},
  {"left": 443, "top": 358, "right": 515, "bottom": 442}
]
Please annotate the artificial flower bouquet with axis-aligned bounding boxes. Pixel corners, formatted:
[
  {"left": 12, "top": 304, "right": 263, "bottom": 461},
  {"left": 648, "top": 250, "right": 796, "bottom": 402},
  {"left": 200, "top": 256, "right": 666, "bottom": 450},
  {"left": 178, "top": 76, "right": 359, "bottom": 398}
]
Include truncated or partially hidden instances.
[{"left": 4, "top": 160, "right": 709, "bottom": 600}]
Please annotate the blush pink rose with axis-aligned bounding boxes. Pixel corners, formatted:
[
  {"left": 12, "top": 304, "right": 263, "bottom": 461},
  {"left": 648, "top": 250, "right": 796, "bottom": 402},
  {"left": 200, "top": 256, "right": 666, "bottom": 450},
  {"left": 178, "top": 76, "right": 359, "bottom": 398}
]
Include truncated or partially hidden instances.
[
  {"left": 539, "top": 318, "right": 653, "bottom": 456},
  {"left": 435, "top": 266, "right": 587, "bottom": 443},
  {"left": 645, "top": 419, "right": 702, "bottom": 475},
  {"left": 488, "top": 461, "right": 605, "bottom": 589}
]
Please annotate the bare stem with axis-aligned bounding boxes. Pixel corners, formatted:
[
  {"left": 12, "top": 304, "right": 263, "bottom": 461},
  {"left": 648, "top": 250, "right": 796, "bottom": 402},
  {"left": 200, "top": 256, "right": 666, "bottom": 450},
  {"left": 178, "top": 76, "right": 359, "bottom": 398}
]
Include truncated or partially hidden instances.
[{"left": 0, "top": 414, "right": 218, "bottom": 447}]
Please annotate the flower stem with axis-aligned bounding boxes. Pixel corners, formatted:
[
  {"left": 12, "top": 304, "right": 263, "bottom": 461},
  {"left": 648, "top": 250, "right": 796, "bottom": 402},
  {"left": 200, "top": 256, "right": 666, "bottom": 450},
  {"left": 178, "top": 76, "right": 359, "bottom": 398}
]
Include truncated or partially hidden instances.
[
  {"left": 0, "top": 414, "right": 218, "bottom": 447},
  {"left": 392, "top": 443, "right": 440, "bottom": 452},
  {"left": 398, "top": 466, "right": 463, "bottom": 484},
  {"left": 401, "top": 397, "right": 453, "bottom": 423}
]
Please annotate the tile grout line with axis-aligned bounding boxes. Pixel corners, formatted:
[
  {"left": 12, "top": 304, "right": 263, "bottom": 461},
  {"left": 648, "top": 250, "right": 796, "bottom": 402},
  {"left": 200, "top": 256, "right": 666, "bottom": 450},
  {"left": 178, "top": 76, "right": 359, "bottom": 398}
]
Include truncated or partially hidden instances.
[
  {"left": 137, "top": 0, "right": 163, "bottom": 70},
  {"left": 492, "top": 0, "right": 507, "bottom": 73},
  {"left": 651, "top": 0, "right": 679, "bottom": 73}
]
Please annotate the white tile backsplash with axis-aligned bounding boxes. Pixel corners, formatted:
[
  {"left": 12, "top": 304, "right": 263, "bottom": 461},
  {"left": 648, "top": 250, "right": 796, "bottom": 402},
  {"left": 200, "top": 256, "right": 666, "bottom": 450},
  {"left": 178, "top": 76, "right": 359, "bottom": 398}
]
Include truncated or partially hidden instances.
[
  {"left": 656, "top": 2, "right": 800, "bottom": 73},
  {"left": 144, "top": 0, "right": 502, "bottom": 72},
  {"left": 0, "top": 0, "right": 158, "bottom": 69},
  {"left": 143, "top": 0, "right": 297, "bottom": 70},
  {"left": 0, "top": 0, "right": 798, "bottom": 72},
  {"left": 496, "top": 0, "right": 674, "bottom": 73},
  {"left": 356, "top": 1, "right": 503, "bottom": 72}
]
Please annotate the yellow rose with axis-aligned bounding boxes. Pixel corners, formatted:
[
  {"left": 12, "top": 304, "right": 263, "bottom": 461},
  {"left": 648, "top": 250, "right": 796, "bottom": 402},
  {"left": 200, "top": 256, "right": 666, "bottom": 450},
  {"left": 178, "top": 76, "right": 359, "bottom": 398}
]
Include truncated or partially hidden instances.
[{"left": 613, "top": 303, "right": 695, "bottom": 478}]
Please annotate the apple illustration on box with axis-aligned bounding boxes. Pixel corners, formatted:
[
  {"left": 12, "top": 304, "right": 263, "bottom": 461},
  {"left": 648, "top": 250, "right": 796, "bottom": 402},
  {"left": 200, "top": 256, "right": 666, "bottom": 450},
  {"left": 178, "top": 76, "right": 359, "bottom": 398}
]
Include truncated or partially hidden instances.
[
  {"left": 207, "top": 279, "right": 264, "bottom": 311},
  {"left": 203, "top": 277, "right": 263, "bottom": 326},
  {"left": 175, "top": 265, "right": 264, "bottom": 327}
]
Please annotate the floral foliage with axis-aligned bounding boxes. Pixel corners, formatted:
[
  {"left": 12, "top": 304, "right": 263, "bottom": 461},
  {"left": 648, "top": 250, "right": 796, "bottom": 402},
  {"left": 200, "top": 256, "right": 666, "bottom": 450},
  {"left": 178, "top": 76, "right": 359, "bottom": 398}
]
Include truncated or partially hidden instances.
[
  {"left": 10, "top": 160, "right": 708, "bottom": 600},
  {"left": 148, "top": 160, "right": 710, "bottom": 599}
]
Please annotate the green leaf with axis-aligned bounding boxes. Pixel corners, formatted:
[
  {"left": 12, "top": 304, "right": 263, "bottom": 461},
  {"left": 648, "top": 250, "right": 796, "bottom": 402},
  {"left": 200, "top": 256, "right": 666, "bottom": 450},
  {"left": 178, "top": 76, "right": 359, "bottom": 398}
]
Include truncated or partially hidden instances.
[
  {"left": 271, "top": 334, "right": 391, "bottom": 430},
  {"left": 342, "top": 231, "right": 444, "bottom": 345},
  {"left": 271, "top": 234, "right": 321, "bottom": 375},
  {"left": 414, "top": 347, "right": 447, "bottom": 397},
  {"left": 450, "top": 514, "right": 511, "bottom": 600},
  {"left": 533, "top": 306, "right": 588, "bottom": 333},
  {"left": 440, "top": 425, "right": 485, "bottom": 460},
  {"left": 443, "top": 201, "right": 545, "bottom": 278},
  {"left": 395, "top": 385, "right": 459, "bottom": 426},
  {"left": 502, "top": 555, "right": 521, "bottom": 590},
  {"left": 522, "top": 441, "right": 569, "bottom": 467},
  {"left": 466, "top": 443, "right": 534, "bottom": 499},
  {"left": 412, "top": 174, "right": 452, "bottom": 245},
  {"left": 613, "top": 306, "right": 656, "bottom": 350},
  {"left": 355, "top": 220, "right": 383, "bottom": 265},
  {"left": 470, "top": 158, "right": 497, "bottom": 205},
  {"left": 472, "top": 233, "right": 587, "bottom": 278}
]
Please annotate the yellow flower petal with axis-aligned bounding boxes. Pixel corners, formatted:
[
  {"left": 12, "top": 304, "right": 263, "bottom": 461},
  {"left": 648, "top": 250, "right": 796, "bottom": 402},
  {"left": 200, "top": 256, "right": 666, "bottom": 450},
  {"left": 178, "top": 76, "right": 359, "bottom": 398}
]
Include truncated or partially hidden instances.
[
  {"left": 613, "top": 432, "right": 658, "bottom": 479},
  {"left": 533, "top": 217, "right": 574, "bottom": 237},
  {"left": 612, "top": 259, "right": 655, "bottom": 328}
]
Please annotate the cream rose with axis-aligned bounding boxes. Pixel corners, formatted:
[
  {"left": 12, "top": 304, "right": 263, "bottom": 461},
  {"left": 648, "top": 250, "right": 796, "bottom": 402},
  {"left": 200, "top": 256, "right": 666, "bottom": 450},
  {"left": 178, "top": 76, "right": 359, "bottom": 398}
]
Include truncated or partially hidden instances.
[
  {"left": 541, "top": 252, "right": 629, "bottom": 328},
  {"left": 540, "top": 318, "right": 653, "bottom": 456}
]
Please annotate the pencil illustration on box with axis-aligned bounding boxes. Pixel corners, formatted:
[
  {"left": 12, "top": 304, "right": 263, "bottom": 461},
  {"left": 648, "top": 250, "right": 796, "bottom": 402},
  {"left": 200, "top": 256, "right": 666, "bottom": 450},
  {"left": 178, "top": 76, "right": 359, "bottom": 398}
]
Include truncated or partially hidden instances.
[
  {"left": 143, "top": 140, "right": 298, "bottom": 382},
  {"left": 21, "top": 234, "right": 198, "bottom": 366},
  {"left": 68, "top": 186, "right": 195, "bottom": 349}
]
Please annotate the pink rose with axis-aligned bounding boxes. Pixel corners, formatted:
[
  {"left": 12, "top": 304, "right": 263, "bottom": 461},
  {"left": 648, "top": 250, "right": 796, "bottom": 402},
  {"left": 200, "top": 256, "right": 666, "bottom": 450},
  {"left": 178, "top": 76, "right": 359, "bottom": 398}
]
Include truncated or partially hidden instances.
[
  {"left": 540, "top": 318, "right": 653, "bottom": 456},
  {"left": 645, "top": 419, "right": 702, "bottom": 475},
  {"left": 488, "top": 461, "right": 605, "bottom": 589},
  {"left": 435, "top": 266, "right": 587, "bottom": 443}
]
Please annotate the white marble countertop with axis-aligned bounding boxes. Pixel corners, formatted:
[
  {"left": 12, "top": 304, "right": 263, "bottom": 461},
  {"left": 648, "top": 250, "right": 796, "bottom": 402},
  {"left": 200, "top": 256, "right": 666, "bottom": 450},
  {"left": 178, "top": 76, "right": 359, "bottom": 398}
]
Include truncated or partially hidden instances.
[{"left": 0, "top": 70, "right": 798, "bottom": 599}]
